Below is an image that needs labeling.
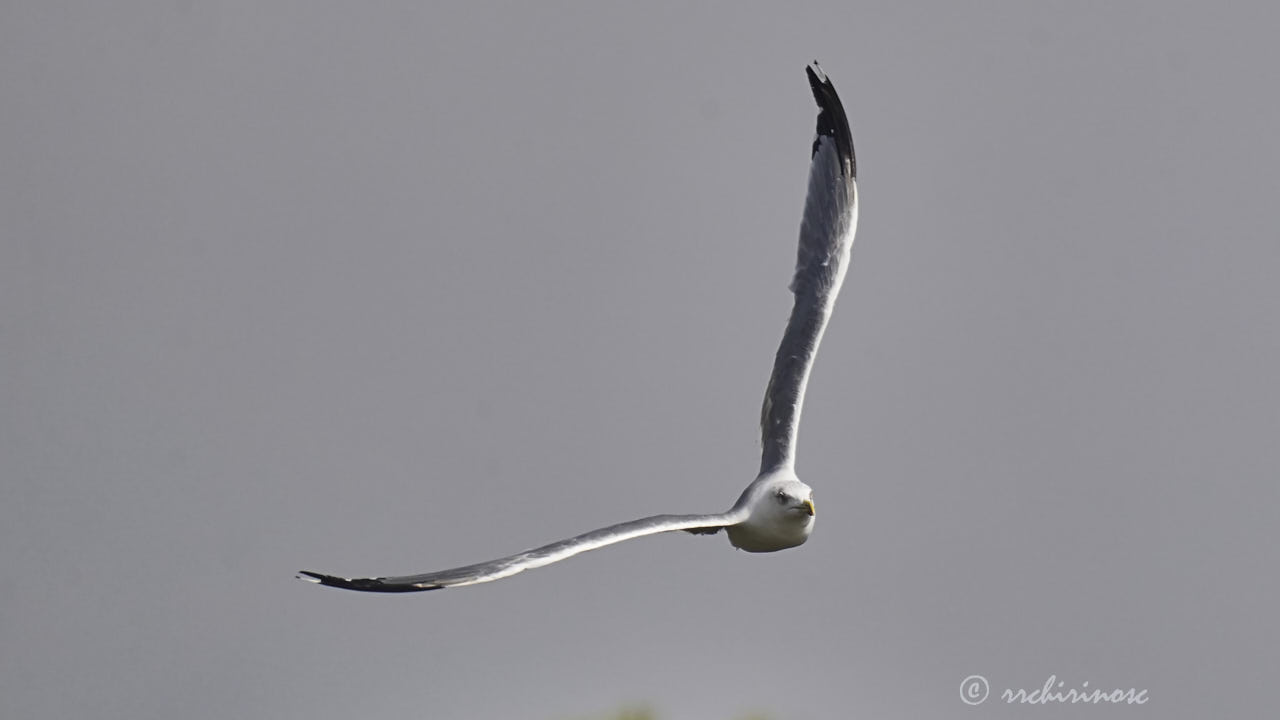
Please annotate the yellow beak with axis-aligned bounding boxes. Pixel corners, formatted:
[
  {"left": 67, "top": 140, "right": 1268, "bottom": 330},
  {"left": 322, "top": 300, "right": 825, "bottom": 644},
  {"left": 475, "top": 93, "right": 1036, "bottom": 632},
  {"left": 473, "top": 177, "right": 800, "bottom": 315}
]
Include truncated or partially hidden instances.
[{"left": 802, "top": 499, "right": 816, "bottom": 516}]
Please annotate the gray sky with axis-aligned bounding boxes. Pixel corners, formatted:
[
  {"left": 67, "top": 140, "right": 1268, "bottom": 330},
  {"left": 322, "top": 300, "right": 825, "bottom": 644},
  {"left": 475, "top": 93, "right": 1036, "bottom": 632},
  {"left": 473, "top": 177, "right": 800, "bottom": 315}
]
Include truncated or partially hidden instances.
[{"left": 3, "top": 2, "right": 1278, "bottom": 719}]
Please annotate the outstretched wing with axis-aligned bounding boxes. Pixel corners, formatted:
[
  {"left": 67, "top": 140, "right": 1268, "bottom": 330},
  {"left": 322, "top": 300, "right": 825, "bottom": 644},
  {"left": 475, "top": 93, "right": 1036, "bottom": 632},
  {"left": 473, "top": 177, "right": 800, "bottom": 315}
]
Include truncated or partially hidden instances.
[
  {"left": 759, "top": 62, "right": 859, "bottom": 474},
  {"left": 297, "top": 512, "right": 740, "bottom": 592}
]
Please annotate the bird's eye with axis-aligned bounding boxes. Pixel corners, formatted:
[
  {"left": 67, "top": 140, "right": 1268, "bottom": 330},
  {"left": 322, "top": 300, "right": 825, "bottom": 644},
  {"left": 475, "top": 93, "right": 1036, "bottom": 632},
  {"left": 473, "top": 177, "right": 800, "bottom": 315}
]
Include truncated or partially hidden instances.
[{"left": 775, "top": 490, "right": 788, "bottom": 504}]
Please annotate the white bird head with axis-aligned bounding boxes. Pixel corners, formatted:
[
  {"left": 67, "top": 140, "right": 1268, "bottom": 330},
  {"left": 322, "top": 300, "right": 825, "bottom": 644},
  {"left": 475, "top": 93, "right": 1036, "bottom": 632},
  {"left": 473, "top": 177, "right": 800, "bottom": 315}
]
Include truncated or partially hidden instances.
[{"left": 725, "top": 469, "right": 815, "bottom": 553}]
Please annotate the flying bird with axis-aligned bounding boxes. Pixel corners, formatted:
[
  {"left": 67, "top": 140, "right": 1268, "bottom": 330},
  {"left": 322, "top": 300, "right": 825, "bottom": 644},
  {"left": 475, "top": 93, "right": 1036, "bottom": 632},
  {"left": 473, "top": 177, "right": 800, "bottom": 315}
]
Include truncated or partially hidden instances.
[{"left": 298, "top": 62, "right": 858, "bottom": 592}]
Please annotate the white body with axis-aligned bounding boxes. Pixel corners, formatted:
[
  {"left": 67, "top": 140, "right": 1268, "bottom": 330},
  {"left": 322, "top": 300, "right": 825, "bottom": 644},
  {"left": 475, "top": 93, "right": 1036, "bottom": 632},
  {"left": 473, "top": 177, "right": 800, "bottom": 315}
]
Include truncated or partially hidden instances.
[{"left": 726, "top": 470, "right": 816, "bottom": 552}]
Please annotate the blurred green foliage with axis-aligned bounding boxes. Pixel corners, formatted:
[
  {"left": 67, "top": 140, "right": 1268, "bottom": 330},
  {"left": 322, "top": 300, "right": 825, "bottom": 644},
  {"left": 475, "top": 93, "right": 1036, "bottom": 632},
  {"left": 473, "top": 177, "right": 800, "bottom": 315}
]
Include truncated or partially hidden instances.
[{"left": 565, "top": 707, "right": 771, "bottom": 720}]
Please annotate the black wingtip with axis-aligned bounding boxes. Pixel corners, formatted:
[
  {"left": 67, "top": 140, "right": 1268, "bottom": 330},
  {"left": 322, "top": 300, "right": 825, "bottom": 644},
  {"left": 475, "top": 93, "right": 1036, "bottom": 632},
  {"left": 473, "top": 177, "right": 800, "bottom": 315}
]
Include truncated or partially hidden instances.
[
  {"left": 296, "top": 570, "right": 440, "bottom": 593},
  {"left": 805, "top": 60, "right": 828, "bottom": 87},
  {"left": 805, "top": 61, "right": 856, "bottom": 179}
]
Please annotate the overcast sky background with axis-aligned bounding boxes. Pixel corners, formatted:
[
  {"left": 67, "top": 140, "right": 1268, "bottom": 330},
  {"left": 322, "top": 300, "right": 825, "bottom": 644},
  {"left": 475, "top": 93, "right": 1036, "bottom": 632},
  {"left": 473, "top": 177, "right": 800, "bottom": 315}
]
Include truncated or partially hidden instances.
[{"left": 3, "top": 2, "right": 1278, "bottom": 719}]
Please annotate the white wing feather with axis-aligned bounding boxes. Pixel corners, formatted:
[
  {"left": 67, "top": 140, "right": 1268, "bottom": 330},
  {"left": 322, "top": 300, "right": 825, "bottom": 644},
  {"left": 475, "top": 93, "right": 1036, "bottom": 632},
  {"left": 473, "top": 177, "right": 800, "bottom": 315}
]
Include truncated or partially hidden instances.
[
  {"left": 759, "top": 62, "right": 858, "bottom": 474},
  {"left": 298, "top": 511, "right": 742, "bottom": 592}
]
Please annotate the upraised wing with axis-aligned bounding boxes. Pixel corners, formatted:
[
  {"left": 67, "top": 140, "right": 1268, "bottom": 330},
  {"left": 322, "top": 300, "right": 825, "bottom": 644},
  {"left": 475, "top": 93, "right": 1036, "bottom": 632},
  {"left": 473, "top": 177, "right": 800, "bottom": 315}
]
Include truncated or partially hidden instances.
[
  {"left": 297, "top": 511, "right": 740, "bottom": 592},
  {"left": 759, "top": 62, "right": 858, "bottom": 474}
]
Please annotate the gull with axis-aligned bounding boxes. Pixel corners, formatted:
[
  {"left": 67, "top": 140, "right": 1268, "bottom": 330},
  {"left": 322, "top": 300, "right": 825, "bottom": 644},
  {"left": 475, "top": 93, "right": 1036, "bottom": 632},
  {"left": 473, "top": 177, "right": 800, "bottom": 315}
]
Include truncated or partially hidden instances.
[{"left": 298, "top": 62, "right": 858, "bottom": 592}]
